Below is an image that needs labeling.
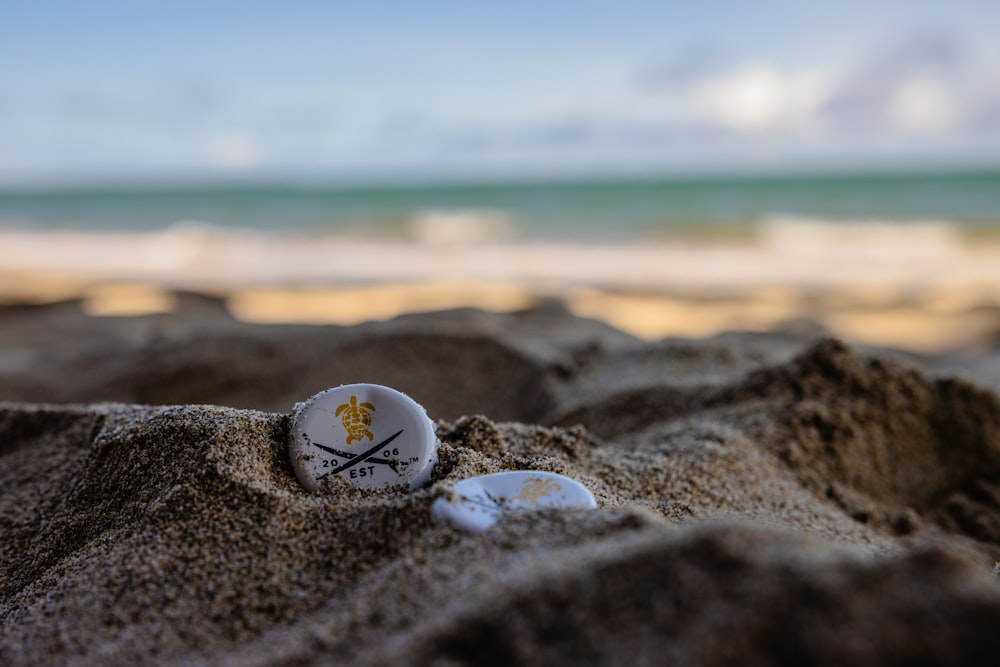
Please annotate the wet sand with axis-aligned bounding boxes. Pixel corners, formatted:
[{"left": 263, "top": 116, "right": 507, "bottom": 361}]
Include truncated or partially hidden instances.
[
  {"left": 3, "top": 301, "right": 1000, "bottom": 665},
  {"left": 3, "top": 220, "right": 1000, "bottom": 353}
]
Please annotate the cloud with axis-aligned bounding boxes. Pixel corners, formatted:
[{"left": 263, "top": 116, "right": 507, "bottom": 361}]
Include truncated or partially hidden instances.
[
  {"left": 30, "top": 80, "right": 227, "bottom": 131},
  {"left": 966, "top": 78, "right": 1000, "bottom": 132},
  {"left": 686, "top": 64, "right": 831, "bottom": 133},
  {"left": 640, "top": 45, "right": 729, "bottom": 88},
  {"left": 408, "top": 28, "right": 1000, "bottom": 171},
  {"left": 885, "top": 74, "right": 957, "bottom": 132},
  {"left": 632, "top": 27, "right": 1000, "bottom": 157},
  {"left": 208, "top": 133, "right": 261, "bottom": 171},
  {"left": 820, "top": 30, "right": 966, "bottom": 136}
]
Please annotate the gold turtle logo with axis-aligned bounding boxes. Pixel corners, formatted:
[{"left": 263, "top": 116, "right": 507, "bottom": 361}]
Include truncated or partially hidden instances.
[
  {"left": 335, "top": 395, "right": 375, "bottom": 444},
  {"left": 514, "top": 477, "right": 562, "bottom": 505}
]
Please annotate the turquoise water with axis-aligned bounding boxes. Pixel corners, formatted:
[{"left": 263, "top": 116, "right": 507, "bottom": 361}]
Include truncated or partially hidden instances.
[{"left": 1, "top": 169, "right": 999, "bottom": 240}]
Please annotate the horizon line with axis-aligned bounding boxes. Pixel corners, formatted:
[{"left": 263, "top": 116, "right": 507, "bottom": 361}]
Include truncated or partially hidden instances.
[{"left": 3, "top": 160, "right": 1000, "bottom": 194}]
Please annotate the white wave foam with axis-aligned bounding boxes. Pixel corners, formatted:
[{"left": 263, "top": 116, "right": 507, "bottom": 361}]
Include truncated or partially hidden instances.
[
  {"left": 2, "top": 219, "right": 998, "bottom": 298},
  {"left": 407, "top": 208, "right": 518, "bottom": 245},
  {"left": 759, "top": 215, "right": 964, "bottom": 263}
]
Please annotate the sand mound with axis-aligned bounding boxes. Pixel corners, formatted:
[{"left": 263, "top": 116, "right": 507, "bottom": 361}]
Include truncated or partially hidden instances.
[
  {"left": 3, "top": 307, "right": 1000, "bottom": 665},
  {"left": 384, "top": 524, "right": 1000, "bottom": 667},
  {"left": 554, "top": 339, "right": 1000, "bottom": 557},
  {"left": 0, "top": 300, "right": 636, "bottom": 421},
  {"left": 752, "top": 341, "right": 1000, "bottom": 544}
]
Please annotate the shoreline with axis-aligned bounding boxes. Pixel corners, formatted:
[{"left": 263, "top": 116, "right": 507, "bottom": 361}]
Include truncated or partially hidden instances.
[
  {"left": 3, "top": 219, "right": 1000, "bottom": 288},
  {"left": 1, "top": 277, "right": 998, "bottom": 354},
  {"left": 2, "top": 220, "right": 1000, "bottom": 354}
]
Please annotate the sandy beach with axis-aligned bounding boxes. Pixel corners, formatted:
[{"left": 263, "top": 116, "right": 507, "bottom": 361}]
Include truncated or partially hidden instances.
[
  {"left": 3, "top": 219, "right": 1000, "bottom": 354},
  {"left": 2, "top": 296, "right": 1000, "bottom": 665}
]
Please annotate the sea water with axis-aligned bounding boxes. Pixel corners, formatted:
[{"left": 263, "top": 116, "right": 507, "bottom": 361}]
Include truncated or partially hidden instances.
[{"left": 1, "top": 169, "right": 998, "bottom": 242}]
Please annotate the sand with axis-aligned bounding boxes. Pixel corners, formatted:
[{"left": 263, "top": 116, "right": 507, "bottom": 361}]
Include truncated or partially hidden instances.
[
  {"left": 4, "top": 221, "right": 1000, "bottom": 353},
  {"left": 3, "top": 301, "right": 1000, "bottom": 665}
]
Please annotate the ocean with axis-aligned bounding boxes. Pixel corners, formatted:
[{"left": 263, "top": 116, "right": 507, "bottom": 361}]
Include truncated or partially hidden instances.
[{"left": 1, "top": 168, "right": 999, "bottom": 241}]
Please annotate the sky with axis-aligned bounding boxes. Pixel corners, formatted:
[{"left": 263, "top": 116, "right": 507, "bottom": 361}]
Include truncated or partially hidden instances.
[{"left": 2, "top": 0, "right": 1000, "bottom": 185}]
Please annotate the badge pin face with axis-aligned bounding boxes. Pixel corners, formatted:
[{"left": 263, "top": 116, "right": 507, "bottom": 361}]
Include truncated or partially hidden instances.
[
  {"left": 289, "top": 384, "right": 438, "bottom": 491},
  {"left": 431, "top": 471, "right": 597, "bottom": 532}
]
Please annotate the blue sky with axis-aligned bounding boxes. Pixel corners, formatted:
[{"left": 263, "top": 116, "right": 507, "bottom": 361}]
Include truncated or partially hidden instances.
[{"left": 2, "top": 0, "right": 999, "bottom": 184}]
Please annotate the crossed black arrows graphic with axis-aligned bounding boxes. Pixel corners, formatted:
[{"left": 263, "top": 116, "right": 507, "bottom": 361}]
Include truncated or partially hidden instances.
[{"left": 313, "top": 429, "right": 405, "bottom": 481}]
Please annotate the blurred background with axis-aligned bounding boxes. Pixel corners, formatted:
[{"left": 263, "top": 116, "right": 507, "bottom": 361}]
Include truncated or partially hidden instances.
[{"left": 2, "top": 0, "right": 1000, "bottom": 353}]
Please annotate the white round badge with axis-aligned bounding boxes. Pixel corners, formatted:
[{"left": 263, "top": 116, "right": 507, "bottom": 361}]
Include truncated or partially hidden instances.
[
  {"left": 289, "top": 384, "right": 438, "bottom": 491},
  {"left": 431, "top": 470, "right": 597, "bottom": 531}
]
